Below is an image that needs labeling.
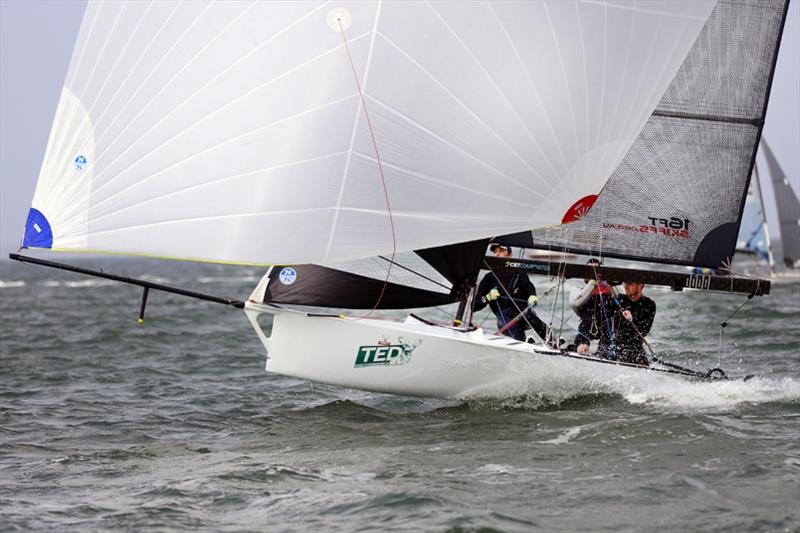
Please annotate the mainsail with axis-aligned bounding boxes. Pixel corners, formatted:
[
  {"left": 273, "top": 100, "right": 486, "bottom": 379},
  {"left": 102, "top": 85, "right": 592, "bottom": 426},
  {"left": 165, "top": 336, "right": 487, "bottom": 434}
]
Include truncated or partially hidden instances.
[
  {"left": 761, "top": 140, "right": 800, "bottom": 267},
  {"left": 516, "top": 0, "right": 788, "bottom": 269},
  {"left": 22, "top": 1, "right": 716, "bottom": 266}
]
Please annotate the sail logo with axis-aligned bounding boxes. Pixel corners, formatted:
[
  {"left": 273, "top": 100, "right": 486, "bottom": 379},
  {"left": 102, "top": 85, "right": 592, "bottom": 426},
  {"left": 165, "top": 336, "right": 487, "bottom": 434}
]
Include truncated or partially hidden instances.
[
  {"left": 603, "top": 216, "right": 691, "bottom": 239},
  {"left": 278, "top": 267, "right": 297, "bottom": 285},
  {"left": 354, "top": 338, "right": 421, "bottom": 368},
  {"left": 74, "top": 155, "right": 87, "bottom": 171}
]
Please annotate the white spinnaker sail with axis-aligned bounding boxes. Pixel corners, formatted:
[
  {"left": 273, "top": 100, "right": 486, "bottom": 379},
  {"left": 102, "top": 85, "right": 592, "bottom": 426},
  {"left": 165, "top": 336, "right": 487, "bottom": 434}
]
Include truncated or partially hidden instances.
[{"left": 26, "top": 0, "right": 716, "bottom": 265}]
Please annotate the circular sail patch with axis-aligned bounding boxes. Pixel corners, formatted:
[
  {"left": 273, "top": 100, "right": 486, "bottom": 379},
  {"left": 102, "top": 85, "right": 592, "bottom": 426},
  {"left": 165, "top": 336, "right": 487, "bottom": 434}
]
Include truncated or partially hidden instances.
[{"left": 562, "top": 195, "right": 598, "bottom": 224}]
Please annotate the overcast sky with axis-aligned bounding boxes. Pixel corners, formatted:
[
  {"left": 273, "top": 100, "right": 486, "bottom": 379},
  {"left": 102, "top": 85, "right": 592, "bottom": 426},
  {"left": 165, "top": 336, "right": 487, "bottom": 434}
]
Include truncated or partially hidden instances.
[{"left": 1, "top": 0, "right": 798, "bottom": 259}]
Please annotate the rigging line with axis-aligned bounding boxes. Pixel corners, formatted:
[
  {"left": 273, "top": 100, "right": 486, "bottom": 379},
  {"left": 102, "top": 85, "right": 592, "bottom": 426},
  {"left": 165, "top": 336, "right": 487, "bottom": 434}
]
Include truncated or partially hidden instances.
[
  {"left": 338, "top": 16, "right": 395, "bottom": 320},
  {"left": 431, "top": 305, "right": 456, "bottom": 320},
  {"left": 717, "top": 290, "right": 757, "bottom": 365},
  {"left": 324, "top": 4, "right": 382, "bottom": 261},
  {"left": 376, "top": 256, "right": 450, "bottom": 291}
]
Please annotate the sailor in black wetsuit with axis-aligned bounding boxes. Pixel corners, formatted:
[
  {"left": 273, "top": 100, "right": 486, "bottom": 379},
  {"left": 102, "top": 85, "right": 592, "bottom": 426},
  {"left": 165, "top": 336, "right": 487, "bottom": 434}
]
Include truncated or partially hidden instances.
[
  {"left": 569, "top": 258, "right": 616, "bottom": 354},
  {"left": 473, "top": 243, "right": 553, "bottom": 344},
  {"left": 598, "top": 281, "right": 656, "bottom": 365}
]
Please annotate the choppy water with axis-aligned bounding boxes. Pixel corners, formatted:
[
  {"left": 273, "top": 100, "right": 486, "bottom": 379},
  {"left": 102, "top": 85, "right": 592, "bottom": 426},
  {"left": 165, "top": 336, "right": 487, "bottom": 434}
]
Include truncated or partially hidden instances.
[{"left": 1, "top": 257, "right": 798, "bottom": 532}]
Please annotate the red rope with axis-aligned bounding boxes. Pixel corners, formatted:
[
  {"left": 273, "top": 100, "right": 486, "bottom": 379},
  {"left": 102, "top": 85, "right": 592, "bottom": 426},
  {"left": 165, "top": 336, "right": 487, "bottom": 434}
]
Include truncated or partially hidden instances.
[{"left": 338, "top": 19, "right": 396, "bottom": 319}]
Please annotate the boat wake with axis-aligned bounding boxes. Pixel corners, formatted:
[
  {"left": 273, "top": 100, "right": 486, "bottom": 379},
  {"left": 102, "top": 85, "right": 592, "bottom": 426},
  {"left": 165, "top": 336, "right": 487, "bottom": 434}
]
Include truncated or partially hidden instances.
[
  {"left": 463, "top": 375, "right": 800, "bottom": 412},
  {"left": 619, "top": 375, "right": 800, "bottom": 411}
]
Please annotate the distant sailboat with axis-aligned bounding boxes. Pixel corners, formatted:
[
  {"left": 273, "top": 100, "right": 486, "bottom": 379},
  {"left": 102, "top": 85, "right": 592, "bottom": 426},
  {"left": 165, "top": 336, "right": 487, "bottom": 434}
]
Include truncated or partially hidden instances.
[
  {"left": 11, "top": 0, "right": 790, "bottom": 398},
  {"left": 735, "top": 139, "right": 800, "bottom": 275}
]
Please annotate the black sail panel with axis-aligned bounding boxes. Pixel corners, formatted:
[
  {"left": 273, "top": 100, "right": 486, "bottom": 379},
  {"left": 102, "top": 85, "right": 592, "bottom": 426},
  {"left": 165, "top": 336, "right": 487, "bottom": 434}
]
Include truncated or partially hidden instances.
[
  {"left": 415, "top": 239, "right": 490, "bottom": 295},
  {"left": 522, "top": 0, "right": 788, "bottom": 269},
  {"left": 260, "top": 240, "right": 492, "bottom": 310},
  {"left": 262, "top": 264, "right": 455, "bottom": 309}
]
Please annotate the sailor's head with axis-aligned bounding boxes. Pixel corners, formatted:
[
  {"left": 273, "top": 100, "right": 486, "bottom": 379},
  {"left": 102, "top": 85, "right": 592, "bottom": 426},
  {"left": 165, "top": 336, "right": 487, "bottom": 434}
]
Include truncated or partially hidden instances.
[
  {"left": 623, "top": 281, "right": 645, "bottom": 298},
  {"left": 585, "top": 258, "right": 602, "bottom": 283},
  {"left": 489, "top": 242, "right": 512, "bottom": 257}
]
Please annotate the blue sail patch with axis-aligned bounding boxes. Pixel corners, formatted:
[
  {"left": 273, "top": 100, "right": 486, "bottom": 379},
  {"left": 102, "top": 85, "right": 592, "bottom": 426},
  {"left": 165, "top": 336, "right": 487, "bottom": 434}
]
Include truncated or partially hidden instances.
[{"left": 22, "top": 208, "right": 53, "bottom": 249}]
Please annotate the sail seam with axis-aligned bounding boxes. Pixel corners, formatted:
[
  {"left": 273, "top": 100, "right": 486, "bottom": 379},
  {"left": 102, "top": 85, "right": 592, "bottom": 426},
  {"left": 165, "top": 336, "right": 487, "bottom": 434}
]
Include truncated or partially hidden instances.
[
  {"left": 350, "top": 151, "right": 545, "bottom": 209},
  {"left": 425, "top": 1, "right": 561, "bottom": 183},
  {"left": 485, "top": 2, "right": 570, "bottom": 176},
  {"left": 377, "top": 29, "right": 552, "bottom": 192},
  {"left": 578, "top": 0, "right": 711, "bottom": 21},
  {"left": 324, "top": 1, "right": 383, "bottom": 262},
  {"left": 55, "top": 94, "right": 358, "bottom": 230},
  {"left": 651, "top": 110, "right": 763, "bottom": 125},
  {"left": 359, "top": 88, "right": 551, "bottom": 201}
]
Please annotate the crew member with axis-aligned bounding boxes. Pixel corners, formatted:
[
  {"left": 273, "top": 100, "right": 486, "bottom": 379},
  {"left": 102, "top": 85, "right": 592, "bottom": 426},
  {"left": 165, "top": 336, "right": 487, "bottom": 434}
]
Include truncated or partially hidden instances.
[
  {"left": 569, "top": 258, "right": 615, "bottom": 354},
  {"left": 598, "top": 281, "right": 656, "bottom": 365},
  {"left": 473, "top": 243, "right": 553, "bottom": 345}
]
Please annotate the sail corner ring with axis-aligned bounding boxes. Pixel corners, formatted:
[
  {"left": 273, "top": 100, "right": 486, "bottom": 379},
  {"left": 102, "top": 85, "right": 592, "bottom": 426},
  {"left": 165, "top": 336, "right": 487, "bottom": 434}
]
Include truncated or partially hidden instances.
[{"left": 327, "top": 8, "right": 352, "bottom": 32}]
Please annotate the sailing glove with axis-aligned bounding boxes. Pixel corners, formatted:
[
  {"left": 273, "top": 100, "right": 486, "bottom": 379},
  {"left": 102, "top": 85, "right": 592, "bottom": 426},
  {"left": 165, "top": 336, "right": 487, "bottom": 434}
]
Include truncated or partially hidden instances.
[
  {"left": 527, "top": 295, "right": 539, "bottom": 307},
  {"left": 485, "top": 288, "right": 501, "bottom": 301}
]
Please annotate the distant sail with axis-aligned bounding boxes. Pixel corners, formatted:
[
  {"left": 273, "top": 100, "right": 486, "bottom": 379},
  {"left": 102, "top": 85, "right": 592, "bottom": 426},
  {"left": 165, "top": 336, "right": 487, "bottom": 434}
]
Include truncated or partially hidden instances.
[
  {"left": 762, "top": 140, "right": 800, "bottom": 267},
  {"left": 22, "top": 1, "right": 715, "bottom": 266},
  {"left": 735, "top": 162, "right": 773, "bottom": 266},
  {"left": 517, "top": 0, "right": 788, "bottom": 269}
]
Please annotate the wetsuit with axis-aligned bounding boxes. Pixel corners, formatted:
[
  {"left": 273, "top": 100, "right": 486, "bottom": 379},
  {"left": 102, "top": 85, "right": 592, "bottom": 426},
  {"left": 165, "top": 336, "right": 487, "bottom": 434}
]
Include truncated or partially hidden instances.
[
  {"left": 473, "top": 270, "right": 549, "bottom": 342},
  {"left": 571, "top": 280, "right": 615, "bottom": 347},
  {"left": 598, "top": 294, "right": 656, "bottom": 365}
]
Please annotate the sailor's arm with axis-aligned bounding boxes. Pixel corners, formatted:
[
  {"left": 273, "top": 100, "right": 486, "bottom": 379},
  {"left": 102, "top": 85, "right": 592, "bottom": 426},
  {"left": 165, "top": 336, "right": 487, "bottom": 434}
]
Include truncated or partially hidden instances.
[
  {"left": 571, "top": 280, "right": 596, "bottom": 312},
  {"left": 473, "top": 275, "right": 493, "bottom": 311}
]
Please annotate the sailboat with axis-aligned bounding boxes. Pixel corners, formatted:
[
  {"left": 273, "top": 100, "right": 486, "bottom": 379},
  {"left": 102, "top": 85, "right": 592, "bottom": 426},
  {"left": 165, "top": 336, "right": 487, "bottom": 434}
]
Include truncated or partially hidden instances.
[
  {"left": 11, "top": 1, "right": 789, "bottom": 399},
  {"left": 735, "top": 139, "right": 800, "bottom": 275}
]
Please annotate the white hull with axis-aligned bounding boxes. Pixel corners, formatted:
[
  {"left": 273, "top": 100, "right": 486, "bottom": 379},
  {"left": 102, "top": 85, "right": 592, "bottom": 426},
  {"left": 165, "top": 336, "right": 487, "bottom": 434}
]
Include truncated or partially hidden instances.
[{"left": 245, "top": 303, "right": 701, "bottom": 399}]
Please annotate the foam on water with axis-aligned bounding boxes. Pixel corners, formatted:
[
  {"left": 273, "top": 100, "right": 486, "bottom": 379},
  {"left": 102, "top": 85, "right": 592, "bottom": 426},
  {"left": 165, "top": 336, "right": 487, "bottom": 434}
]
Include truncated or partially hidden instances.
[
  {"left": 620, "top": 375, "right": 800, "bottom": 411},
  {"left": 464, "top": 371, "right": 800, "bottom": 413},
  {"left": 41, "top": 279, "right": 116, "bottom": 288}
]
